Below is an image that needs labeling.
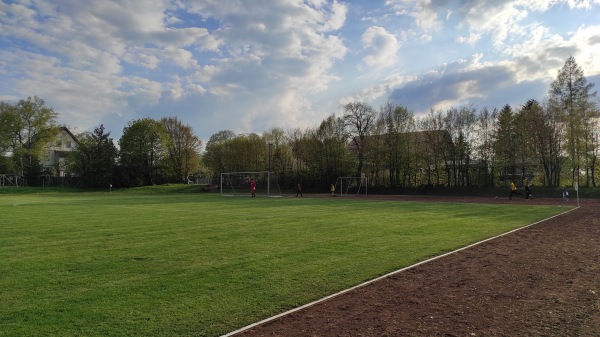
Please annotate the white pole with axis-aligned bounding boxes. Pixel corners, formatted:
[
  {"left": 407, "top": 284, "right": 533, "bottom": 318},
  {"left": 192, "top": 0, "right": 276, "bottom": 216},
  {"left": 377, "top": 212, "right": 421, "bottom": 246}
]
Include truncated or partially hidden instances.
[{"left": 268, "top": 143, "right": 272, "bottom": 198}]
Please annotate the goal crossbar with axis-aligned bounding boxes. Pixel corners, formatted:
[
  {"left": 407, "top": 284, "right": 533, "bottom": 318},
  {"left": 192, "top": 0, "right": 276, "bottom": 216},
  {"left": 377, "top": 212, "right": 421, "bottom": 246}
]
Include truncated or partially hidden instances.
[
  {"left": 335, "top": 176, "right": 367, "bottom": 196},
  {"left": 220, "top": 171, "right": 281, "bottom": 197}
]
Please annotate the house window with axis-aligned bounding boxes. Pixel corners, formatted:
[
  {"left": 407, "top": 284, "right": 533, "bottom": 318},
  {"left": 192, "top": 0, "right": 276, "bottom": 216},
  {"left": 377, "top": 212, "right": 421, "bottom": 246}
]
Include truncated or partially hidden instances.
[{"left": 66, "top": 141, "right": 72, "bottom": 148}]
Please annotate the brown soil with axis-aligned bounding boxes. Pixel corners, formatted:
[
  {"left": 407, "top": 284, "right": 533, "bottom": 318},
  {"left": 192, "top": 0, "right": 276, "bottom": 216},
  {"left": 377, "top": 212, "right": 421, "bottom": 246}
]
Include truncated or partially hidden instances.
[{"left": 233, "top": 195, "right": 600, "bottom": 337}]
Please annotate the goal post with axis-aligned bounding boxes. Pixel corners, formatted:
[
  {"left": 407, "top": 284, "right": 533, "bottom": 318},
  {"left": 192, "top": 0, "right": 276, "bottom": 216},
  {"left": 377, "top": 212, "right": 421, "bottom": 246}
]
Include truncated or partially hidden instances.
[
  {"left": 220, "top": 171, "right": 281, "bottom": 197},
  {"left": 335, "top": 176, "right": 368, "bottom": 196}
]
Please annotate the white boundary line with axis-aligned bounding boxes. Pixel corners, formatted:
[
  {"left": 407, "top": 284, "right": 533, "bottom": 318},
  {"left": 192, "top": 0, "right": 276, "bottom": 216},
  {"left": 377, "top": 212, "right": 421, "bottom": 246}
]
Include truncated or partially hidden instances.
[{"left": 221, "top": 206, "right": 578, "bottom": 337}]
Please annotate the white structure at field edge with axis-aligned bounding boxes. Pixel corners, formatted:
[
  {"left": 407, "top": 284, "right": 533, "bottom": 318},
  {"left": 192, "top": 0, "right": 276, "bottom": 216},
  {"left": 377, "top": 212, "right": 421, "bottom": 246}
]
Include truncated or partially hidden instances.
[
  {"left": 220, "top": 171, "right": 281, "bottom": 197},
  {"left": 335, "top": 176, "right": 367, "bottom": 196}
]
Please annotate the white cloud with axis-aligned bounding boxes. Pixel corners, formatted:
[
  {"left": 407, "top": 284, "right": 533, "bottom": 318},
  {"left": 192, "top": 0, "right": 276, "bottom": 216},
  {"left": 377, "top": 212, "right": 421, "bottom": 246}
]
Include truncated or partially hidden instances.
[
  {"left": 322, "top": 0, "right": 348, "bottom": 31},
  {"left": 189, "top": 84, "right": 207, "bottom": 95},
  {"left": 177, "top": 0, "right": 349, "bottom": 113},
  {"left": 361, "top": 26, "right": 400, "bottom": 69},
  {"left": 1, "top": 0, "right": 599, "bottom": 143},
  {"left": 459, "top": 2, "right": 528, "bottom": 48},
  {"left": 193, "top": 65, "right": 221, "bottom": 83},
  {"left": 0, "top": 0, "right": 217, "bottom": 73},
  {"left": 385, "top": 0, "right": 442, "bottom": 31},
  {"left": 386, "top": 1, "right": 600, "bottom": 51},
  {"left": 344, "top": 73, "right": 417, "bottom": 105},
  {"left": 569, "top": 25, "right": 600, "bottom": 74},
  {"left": 411, "top": 1, "right": 442, "bottom": 31},
  {"left": 565, "top": 0, "right": 600, "bottom": 9},
  {"left": 0, "top": 1, "right": 349, "bottom": 136},
  {"left": 498, "top": 21, "right": 600, "bottom": 81},
  {"left": 164, "top": 48, "right": 199, "bottom": 69},
  {"left": 456, "top": 31, "right": 482, "bottom": 45},
  {"left": 0, "top": 95, "right": 19, "bottom": 101}
]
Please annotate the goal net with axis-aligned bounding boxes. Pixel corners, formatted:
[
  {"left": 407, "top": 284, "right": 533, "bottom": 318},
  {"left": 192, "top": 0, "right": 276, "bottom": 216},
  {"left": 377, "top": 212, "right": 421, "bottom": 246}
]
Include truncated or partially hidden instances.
[
  {"left": 335, "top": 176, "right": 368, "bottom": 196},
  {"left": 220, "top": 171, "right": 281, "bottom": 197}
]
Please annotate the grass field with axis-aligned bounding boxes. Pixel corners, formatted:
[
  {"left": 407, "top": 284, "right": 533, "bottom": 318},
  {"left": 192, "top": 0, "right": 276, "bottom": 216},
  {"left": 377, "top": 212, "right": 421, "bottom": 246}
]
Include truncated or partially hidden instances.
[{"left": 0, "top": 188, "right": 571, "bottom": 336}]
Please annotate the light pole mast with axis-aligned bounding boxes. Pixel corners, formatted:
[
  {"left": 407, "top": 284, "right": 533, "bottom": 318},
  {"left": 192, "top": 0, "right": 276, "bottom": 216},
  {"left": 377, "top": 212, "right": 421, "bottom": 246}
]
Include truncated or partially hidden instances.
[{"left": 268, "top": 143, "right": 272, "bottom": 197}]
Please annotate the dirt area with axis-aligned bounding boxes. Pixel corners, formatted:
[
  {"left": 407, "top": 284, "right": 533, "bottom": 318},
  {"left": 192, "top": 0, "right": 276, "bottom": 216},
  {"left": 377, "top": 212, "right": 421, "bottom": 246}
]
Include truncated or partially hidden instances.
[{"left": 232, "top": 195, "right": 600, "bottom": 337}]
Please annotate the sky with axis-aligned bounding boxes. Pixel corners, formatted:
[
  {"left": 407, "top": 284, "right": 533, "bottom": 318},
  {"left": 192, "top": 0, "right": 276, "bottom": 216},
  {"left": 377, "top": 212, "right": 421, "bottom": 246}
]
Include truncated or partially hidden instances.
[{"left": 1, "top": 0, "right": 600, "bottom": 146}]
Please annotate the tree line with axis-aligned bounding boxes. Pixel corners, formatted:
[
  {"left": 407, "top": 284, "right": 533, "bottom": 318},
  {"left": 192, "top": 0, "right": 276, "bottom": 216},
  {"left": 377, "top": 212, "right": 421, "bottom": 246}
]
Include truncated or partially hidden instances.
[
  {"left": 0, "top": 107, "right": 202, "bottom": 188},
  {"left": 0, "top": 56, "right": 598, "bottom": 190}
]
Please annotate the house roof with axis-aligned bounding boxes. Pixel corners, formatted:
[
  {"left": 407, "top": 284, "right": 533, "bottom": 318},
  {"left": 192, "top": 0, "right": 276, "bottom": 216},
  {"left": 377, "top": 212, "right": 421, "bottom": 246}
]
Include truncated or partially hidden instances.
[
  {"left": 26, "top": 125, "right": 80, "bottom": 147},
  {"left": 59, "top": 126, "right": 80, "bottom": 145}
]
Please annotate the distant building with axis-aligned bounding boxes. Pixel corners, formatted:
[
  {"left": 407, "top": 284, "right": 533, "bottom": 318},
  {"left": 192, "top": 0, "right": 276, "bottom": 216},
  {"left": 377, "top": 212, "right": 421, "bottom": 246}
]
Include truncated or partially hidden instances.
[{"left": 40, "top": 126, "right": 79, "bottom": 177}]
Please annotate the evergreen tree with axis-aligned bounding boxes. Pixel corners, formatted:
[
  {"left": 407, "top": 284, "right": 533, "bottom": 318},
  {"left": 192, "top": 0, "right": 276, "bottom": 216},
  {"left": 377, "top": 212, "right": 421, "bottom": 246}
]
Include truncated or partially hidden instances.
[
  {"left": 68, "top": 125, "right": 117, "bottom": 188},
  {"left": 494, "top": 104, "right": 517, "bottom": 183}
]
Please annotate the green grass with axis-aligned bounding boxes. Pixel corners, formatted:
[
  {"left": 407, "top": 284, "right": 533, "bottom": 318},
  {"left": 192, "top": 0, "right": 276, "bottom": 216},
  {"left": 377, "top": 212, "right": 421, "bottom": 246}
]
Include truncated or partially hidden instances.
[{"left": 0, "top": 190, "right": 571, "bottom": 336}]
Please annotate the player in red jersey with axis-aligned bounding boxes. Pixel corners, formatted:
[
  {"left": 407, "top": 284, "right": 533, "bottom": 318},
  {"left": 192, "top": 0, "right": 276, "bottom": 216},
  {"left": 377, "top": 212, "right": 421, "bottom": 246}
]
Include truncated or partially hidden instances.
[{"left": 250, "top": 179, "right": 256, "bottom": 198}]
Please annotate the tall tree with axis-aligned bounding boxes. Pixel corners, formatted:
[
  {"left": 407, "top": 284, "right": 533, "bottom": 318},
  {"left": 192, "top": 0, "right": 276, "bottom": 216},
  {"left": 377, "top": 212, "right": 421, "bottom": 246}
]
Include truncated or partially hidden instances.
[
  {"left": 203, "top": 132, "right": 266, "bottom": 174},
  {"left": 366, "top": 113, "right": 387, "bottom": 187},
  {"left": 236, "top": 133, "right": 268, "bottom": 172},
  {"left": 203, "top": 130, "right": 236, "bottom": 175},
  {"left": 160, "top": 117, "right": 202, "bottom": 183},
  {"left": 1, "top": 96, "right": 59, "bottom": 182},
  {"left": 0, "top": 102, "right": 17, "bottom": 155},
  {"left": 418, "top": 109, "right": 452, "bottom": 187},
  {"left": 231, "top": 134, "right": 259, "bottom": 172},
  {"left": 68, "top": 124, "right": 117, "bottom": 188},
  {"left": 443, "top": 106, "right": 477, "bottom": 187},
  {"left": 379, "top": 102, "right": 414, "bottom": 187},
  {"left": 523, "top": 99, "right": 563, "bottom": 186},
  {"left": 474, "top": 107, "right": 497, "bottom": 187},
  {"left": 343, "top": 102, "right": 376, "bottom": 177},
  {"left": 590, "top": 118, "right": 600, "bottom": 187},
  {"left": 263, "top": 127, "right": 294, "bottom": 186},
  {"left": 549, "top": 56, "right": 598, "bottom": 186},
  {"left": 297, "top": 115, "right": 355, "bottom": 188},
  {"left": 119, "top": 118, "right": 168, "bottom": 186},
  {"left": 0, "top": 102, "right": 18, "bottom": 174},
  {"left": 494, "top": 104, "right": 518, "bottom": 184},
  {"left": 513, "top": 100, "right": 541, "bottom": 184},
  {"left": 287, "top": 128, "right": 306, "bottom": 182},
  {"left": 580, "top": 98, "right": 600, "bottom": 186}
]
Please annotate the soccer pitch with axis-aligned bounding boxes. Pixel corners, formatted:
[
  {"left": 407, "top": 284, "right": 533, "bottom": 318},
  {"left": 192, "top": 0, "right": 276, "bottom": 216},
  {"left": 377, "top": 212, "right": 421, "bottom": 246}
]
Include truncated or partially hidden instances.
[{"left": 0, "top": 192, "right": 569, "bottom": 336}]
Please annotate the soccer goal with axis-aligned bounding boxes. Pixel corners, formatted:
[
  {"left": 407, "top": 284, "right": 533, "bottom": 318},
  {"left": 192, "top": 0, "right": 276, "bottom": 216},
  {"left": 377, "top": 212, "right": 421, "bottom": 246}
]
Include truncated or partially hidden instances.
[
  {"left": 220, "top": 171, "right": 282, "bottom": 197},
  {"left": 335, "top": 176, "right": 368, "bottom": 196}
]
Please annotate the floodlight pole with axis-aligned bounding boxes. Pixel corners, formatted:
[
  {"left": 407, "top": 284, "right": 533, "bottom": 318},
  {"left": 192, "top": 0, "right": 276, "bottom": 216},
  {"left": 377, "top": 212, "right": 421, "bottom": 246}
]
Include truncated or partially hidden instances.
[
  {"left": 575, "top": 181, "right": 579, "bottom": 207},
  {"left": 268, "top": 143, "right": 273, "bottom": 197}
]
